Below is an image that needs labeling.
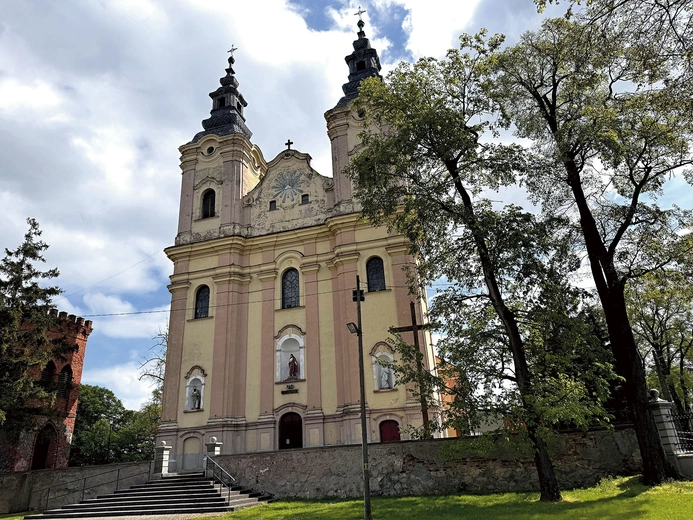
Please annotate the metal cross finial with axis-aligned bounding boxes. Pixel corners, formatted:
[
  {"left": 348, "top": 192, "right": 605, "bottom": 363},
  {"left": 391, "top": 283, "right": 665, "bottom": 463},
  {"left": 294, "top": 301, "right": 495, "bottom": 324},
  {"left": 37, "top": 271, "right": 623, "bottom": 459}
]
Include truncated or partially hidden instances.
[
  {"left": 355, "top": 6, "right": 366, "bottom": 20},
  {"left": 285, "top": 139, "right": 293, "bottom": 150},
  {"left": 227, "top": 45, "right": 238, "bottom": 57}
]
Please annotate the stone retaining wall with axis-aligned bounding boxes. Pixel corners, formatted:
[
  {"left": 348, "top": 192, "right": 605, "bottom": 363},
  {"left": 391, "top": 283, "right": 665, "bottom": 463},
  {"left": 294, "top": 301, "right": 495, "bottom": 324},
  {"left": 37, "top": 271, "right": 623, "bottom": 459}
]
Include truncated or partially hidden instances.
[
  {"left": 215, "top": 427, "right": 640, "bottom": 498},
  {"left": 0, "top": 461, "right": 152, "bottom": 514}
]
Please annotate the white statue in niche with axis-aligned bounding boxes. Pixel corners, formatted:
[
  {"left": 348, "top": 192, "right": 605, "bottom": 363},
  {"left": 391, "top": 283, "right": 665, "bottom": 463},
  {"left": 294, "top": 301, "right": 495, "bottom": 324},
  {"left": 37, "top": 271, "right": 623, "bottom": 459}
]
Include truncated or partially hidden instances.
[
  {"left": 381, "top": 369, "right": 390, "bottom": 389},
  {"left": 191, "top": 387, "right": 201, "bottom": 409}
]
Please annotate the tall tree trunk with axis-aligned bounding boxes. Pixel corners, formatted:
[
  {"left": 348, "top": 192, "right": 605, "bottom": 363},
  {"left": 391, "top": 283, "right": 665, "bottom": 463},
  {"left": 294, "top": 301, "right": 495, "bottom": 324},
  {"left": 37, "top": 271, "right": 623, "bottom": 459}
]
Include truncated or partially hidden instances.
[
  {"left": 601, "top": 288, "right": 679, "bottom": 483},
  {"left": 452, "top": 169, "right": 562, "bottom": 501},
  {"left": 563, "top": 159, "right": 679, "bottom": 483},
  {"left": 528, "top": 429, "right": 561, "bottom": 502}
]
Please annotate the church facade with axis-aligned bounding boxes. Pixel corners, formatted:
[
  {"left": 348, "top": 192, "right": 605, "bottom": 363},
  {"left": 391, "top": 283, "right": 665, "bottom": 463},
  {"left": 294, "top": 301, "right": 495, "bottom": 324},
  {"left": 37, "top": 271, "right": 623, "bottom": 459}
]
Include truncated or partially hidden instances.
[{"left": 158, "top": 22, "right": 439, "bottom": 470}]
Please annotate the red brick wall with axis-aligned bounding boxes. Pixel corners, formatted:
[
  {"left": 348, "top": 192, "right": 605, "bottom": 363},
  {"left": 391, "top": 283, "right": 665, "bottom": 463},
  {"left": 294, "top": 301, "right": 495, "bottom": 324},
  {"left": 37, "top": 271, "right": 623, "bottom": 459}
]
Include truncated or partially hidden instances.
[{"left": 5, "top": 312, "right": 93, "bottom": 471}]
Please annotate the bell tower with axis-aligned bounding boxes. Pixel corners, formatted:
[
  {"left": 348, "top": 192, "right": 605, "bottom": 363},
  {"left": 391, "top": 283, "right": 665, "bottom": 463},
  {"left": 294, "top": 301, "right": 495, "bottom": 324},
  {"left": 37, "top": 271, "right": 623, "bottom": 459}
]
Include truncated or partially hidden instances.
[
  {"left": 174, "top": 50, "right": 266, "bottom": 247},
  {"left": 325, "top": 18, "right": 382, "bottom": 214}
]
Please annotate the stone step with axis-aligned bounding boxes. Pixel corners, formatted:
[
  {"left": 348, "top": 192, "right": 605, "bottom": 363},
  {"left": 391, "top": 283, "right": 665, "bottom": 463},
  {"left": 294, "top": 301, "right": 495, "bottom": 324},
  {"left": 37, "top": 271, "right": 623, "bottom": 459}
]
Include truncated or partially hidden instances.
[
  {"left": 70, "top": 496, "right": 227, "bottom": 508},
  {"left": 24, "top": 469, "right": 272, "bottom": 519},
  {"left": 126, "top": 481, "right": 215, "bottom": 490},
  {"left": 92, "top": 489, "right": 243, "bottom": 503},
  {"left": 24, "top": 505, "right": 235, "bottom": 519}
]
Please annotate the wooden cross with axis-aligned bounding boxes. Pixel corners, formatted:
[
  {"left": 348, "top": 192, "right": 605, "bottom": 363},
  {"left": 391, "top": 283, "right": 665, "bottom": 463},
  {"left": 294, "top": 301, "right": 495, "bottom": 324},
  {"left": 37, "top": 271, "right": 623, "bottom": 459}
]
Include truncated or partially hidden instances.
[
  {"left": 393, "top": 301, "right": 431, "bottom": 437},
  {"left": 354, "top": 6, "right": 366, "bottom": 20},
  {"left": 227, "top": 45, "right": 238, "bottom": 57},
  {"left": 285, "top": 139, "right": 294, "bottom": 150}
]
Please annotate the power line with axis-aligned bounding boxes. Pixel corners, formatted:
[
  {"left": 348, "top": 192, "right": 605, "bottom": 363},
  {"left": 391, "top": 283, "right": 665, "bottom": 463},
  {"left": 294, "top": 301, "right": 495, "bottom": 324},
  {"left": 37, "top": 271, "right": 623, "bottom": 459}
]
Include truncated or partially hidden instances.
[
  {"left": 78, "top": 283, "right": 450, "bottom": 318},
  {"left": 54, "top": 246, "right": 171, "bottom": 303}
]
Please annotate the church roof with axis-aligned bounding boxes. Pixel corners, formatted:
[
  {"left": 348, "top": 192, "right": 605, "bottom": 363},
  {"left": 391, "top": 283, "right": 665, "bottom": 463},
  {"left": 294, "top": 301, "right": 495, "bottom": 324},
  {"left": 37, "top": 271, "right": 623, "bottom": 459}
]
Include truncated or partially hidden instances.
[
  {"left": 191, "top": 49, "right": 253, "bottom": 143},
  {"left": 333, "top": 18, "right": 383, "bottom": 109}
]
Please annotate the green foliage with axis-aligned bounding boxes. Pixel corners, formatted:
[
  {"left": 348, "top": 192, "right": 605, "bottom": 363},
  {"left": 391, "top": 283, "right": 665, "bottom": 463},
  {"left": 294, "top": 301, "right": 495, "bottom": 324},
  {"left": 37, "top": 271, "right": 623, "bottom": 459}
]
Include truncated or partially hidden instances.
[
  {"left": 626, "top": 268, "right": 693, "bottom": 412},
  {"left": 490, "top": 3, "right": 692, "bottom": 483},
  {"left": 69, "top": 384, "right": 160, "bottom": 466},
  {"left": 0, "top": 218, "right": 75, "bottom": 439},
  {"left": 200, "top": 476, "right": 693, "bottom": 520},
  {"left": 349, "top": 36, "right": 617, "bottom": 438},
  {"left": 492, "top": 16, "right": 693, "bottom": 284}
]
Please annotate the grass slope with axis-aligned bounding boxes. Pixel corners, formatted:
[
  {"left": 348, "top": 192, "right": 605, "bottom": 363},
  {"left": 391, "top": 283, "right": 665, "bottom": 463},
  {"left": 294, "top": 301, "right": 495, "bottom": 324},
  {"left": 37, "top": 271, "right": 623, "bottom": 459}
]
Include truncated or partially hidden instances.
[{"left": 211, "top": 476, "right": 693, "bottom": 520}]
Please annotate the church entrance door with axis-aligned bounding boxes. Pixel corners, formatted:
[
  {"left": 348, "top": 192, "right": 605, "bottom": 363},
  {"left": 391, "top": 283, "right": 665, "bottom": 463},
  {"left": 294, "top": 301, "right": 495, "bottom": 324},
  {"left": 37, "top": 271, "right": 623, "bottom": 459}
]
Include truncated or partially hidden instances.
[
  {"left": 380, "top": 420, "right": 401, "bottom": 443},
  {"left": 279, "top": 412, "right": 303, "bottom": 450}
]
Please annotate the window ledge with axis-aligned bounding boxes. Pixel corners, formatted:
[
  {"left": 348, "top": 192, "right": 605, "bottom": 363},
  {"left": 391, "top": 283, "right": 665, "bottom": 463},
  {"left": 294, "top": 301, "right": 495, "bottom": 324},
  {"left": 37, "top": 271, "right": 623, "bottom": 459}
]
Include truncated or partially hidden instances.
[
  {"left": 276, "top": 379, "right": 306, "bottom": 385},
  {"left": 277, "top": 306, "right": 305, "bottom": 311},
  {"left": 367, "top": 288, "right": 391, "bottom": 294},
  {"left": 193, "top": 215, "right": 220, "bottom": 222},
  {"left": 374, "top": 388, "right": 397, "bottom": 393},
  {"left": 184, "top": 408, "right": 204, "bottom": 413},
  {"left": 188, "top": 316, "right": 214, "bottom": 322}
]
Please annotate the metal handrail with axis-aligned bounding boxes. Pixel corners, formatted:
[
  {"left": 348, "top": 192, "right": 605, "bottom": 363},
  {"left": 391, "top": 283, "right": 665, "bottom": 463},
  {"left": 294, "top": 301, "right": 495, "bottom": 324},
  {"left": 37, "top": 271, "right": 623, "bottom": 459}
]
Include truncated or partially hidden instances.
[
  {"left": 204, "top": 456, "right": 236, "bottom": 505},
  {"left": 38, "top": 462, "right": 153, "bottom": 512}
]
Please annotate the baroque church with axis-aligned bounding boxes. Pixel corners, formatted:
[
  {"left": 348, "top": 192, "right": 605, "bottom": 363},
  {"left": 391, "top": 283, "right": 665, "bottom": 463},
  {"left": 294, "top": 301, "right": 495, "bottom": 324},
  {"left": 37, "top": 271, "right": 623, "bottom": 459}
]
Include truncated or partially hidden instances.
[{"left": 158, "top": 20, "right": 439, "bottom": 471}]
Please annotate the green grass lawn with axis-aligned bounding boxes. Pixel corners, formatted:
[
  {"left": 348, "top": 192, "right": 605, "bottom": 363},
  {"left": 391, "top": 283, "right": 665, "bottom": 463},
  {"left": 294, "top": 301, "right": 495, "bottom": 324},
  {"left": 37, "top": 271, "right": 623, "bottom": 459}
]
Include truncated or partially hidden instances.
[{"left": 209, "top": 476, "right": 693, "bottom": 520}]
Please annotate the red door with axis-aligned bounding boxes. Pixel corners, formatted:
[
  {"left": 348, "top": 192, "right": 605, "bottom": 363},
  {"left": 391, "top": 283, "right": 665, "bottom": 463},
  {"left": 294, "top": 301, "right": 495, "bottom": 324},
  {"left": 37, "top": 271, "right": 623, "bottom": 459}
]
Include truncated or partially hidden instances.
[
  {"left": 279, "top": 412, "right": 303, "bottom": 449},
  {"left": 380, "top": 420, "right": 401, "bottom": 443}
]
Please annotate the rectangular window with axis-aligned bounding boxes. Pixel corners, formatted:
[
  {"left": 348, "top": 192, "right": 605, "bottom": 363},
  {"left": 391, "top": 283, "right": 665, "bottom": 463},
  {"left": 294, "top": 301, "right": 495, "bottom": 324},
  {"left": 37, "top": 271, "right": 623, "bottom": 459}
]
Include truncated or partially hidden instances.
[
  {"left": 269, "top": 200, "right": 277, "bottom": 211},
  {"left": 301, "top": 194, "right": 309, "bottom": 204}
]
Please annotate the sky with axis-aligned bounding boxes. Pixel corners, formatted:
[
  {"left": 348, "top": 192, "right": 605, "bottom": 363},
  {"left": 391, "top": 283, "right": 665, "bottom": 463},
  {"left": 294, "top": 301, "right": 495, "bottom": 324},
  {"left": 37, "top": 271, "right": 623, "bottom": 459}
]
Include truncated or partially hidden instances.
[{"left": 3, "top": 0, "right": 681, "bottom": 410}]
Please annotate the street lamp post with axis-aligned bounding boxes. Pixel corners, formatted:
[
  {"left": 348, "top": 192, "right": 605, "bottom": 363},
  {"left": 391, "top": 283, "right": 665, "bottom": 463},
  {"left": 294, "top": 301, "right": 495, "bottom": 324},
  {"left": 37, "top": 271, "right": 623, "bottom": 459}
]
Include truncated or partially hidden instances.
[{"left": 347, "top": 274, "right": 372, "bottom": 520}]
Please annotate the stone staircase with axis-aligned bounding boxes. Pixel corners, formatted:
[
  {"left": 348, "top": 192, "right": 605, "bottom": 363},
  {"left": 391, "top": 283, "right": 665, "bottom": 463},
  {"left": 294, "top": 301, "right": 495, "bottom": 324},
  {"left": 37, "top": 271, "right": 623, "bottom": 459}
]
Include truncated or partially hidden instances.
[{"left": 25, "top": 471, "right": 272, "bottom": 518}]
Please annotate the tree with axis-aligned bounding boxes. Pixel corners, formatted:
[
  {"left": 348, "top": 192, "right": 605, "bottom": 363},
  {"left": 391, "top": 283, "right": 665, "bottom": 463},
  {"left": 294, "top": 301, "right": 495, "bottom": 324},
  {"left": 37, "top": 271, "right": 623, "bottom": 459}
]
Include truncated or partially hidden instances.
[
  {"left": 626, "top": 269, "right": 693, "bottom": 413},
  {"left": 0, "top": 218, "right": 75, "bottom": 439},
  {"left": 69, "top": 385, "right": 126, "bottom": 466},
  {"left": 70, "top": 384, "right": 160, "bottom": 466},
  {"left": 492, "top": 14, "right": 693, "bottom": 483},
  {"left": 139, "top": 324, "right": 167, "bottom": 405},
  {"left": 347, "top": 35, "right": 616, "bottom": 501}
]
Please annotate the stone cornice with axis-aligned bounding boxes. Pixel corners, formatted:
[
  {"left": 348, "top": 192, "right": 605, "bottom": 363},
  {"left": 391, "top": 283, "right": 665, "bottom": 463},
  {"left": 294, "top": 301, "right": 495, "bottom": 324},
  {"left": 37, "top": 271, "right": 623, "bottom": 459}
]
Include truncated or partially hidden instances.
[
  {"left": 212, "top": 272, "right": 252, "bottom": 285},
  {"left": 327, "top": 252, "right": 360, "bottom": 269},
  {"left": 299, "top": 263, "right": 320, "bottom": 275},
  {"left": 386, "top": 244, "right": 410, "bottom": 257},
  {"left": 168, "top": 281, "right": 192, "bottom": 293},
  {"left": 257, "top": 270, "right": 278, "bottom": 282}
]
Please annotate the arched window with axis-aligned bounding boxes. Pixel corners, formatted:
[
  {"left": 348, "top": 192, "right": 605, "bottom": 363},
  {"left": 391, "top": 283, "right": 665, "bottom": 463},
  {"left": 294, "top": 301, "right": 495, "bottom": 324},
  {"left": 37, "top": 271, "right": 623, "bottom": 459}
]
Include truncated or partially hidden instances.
[
  {"left": 366, "top": 257, "right": 386, "bottom": 292},
  {"left": 201, "top": 190, "right": 215, "bottom": 219},
  {"left": 195, "top": 285, "right": 210, "bottom": 319},
  {"left": 57, "top": 365, "right": 72, "bottom": 398},
  {"left": 282, "top": 269, "right": 299, "bottom": 309},
  {"left": 39, "top": 361, "right": 56, "bottom": 388}
]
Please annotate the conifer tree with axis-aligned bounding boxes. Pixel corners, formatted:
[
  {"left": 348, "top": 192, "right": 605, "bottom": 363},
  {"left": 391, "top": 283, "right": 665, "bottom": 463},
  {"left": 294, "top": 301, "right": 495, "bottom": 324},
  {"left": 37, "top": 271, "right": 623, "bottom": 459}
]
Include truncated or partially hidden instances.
[{"left": 0, "top": 218, "right": 75, "bottom": 441}]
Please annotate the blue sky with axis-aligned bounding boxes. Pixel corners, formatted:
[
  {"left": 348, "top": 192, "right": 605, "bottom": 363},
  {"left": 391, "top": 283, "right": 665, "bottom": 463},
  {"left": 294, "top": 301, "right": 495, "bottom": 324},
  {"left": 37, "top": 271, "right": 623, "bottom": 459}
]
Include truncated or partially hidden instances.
[{"left": 1, "top": 0, "right": 685, "bottom": 409}]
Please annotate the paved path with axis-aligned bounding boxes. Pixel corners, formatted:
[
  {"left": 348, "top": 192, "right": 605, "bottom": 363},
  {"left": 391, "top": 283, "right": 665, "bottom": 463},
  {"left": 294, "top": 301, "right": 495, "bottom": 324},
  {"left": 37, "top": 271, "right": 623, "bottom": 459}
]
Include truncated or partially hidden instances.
[{"left": 35, "top": 515, "right": 229, "bottom": 520}]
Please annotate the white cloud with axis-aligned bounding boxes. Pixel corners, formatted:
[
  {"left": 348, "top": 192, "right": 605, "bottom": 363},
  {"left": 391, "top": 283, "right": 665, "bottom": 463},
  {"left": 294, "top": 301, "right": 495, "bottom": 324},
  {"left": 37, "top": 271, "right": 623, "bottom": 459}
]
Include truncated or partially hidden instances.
[
  {"left": 0, "top": 78, "right": 66, "bottom": 117},
  {"left": 394, "top": 0, "right": 481, "bottom": 58},
  {"left": 82, "top": 362, "right": 156, "bottom": 410}
]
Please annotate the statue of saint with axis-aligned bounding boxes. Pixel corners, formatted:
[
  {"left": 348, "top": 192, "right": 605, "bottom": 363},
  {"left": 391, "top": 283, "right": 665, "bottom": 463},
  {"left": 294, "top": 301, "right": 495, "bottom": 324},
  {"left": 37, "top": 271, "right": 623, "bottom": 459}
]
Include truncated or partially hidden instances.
[
  {"left": 288, "top": 354, "right": 299, "bottom": 379},
  {"left": 381, "top": 369, "right": 390, "bottom": 389},
  {"left": 191, "top": 387, "right": 201, "bottom": 409}
]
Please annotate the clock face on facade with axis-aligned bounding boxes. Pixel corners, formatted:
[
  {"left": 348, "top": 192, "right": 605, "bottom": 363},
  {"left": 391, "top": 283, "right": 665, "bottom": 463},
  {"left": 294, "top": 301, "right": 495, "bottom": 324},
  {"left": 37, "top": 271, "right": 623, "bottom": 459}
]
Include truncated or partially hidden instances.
[{"left": 272, "top": 171, "right": 305, "bottom": 203}]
